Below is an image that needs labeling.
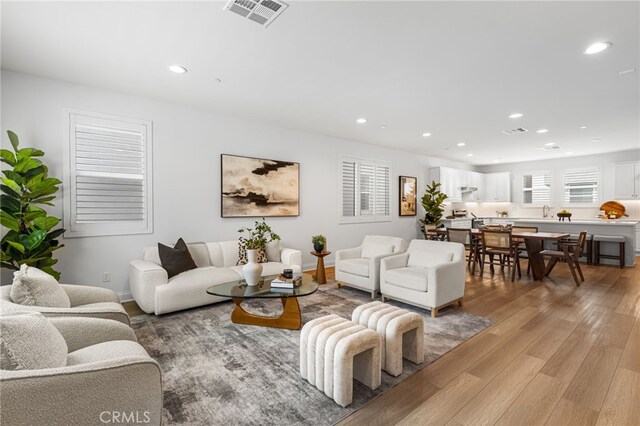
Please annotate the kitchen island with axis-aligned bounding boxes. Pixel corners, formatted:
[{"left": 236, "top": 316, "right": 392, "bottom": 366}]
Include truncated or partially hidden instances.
[{"left": 513, "top": 218, "right": 638, "bottom": 267}]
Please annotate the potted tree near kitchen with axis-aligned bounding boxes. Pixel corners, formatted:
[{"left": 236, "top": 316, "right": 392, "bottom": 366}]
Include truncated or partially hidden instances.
[{"left": 419, "top": 181, "right": 448, "bottom": 238}]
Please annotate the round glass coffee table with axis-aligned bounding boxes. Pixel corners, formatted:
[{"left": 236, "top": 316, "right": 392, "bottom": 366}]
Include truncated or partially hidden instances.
[{"left": 206, "top": 274, "right": 318, "bottom": 330}]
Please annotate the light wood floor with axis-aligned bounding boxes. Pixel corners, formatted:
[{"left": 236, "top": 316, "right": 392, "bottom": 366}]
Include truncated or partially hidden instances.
[
  {"left": 338, "top": 259, "right": 640, "bottom": 426},
  {"left": 124, "top": 260, "right": 640, "bottom": 425}
]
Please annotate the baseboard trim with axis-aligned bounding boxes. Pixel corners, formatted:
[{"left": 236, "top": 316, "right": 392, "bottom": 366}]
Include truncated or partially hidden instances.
[{"left": 118, "top": 291, "right": 133, "bottom": 302}]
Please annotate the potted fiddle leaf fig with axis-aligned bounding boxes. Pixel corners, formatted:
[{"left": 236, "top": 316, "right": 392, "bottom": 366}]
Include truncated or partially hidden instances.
[
  {"left": 419, "top": 181, "right": 448, "bottom": 237},
  {"left": 1, "top": 131, "right": 65, "bottom": 279}
]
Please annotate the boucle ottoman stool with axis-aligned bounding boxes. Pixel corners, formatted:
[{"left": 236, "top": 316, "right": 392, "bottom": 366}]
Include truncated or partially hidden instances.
[
  {"left": 300, "top": 315, "right": 381, "bottom": 407},
  {"left": 352, "top": 301, "right": 424, "bottom": 377}
]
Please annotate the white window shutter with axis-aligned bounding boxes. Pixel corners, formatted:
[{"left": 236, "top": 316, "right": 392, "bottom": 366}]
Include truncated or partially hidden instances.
[
  {"left": 64, "top": 111, "right": 153, "bottom": 237},
  {"left": 563, "top": 169, "right": 599, "bottom": 204},
  {"left": 522, "top": 172, "right": 551, "bottom": 204},
  {"left": 339, "top": 156, "right": 391, "bottom": 223}
]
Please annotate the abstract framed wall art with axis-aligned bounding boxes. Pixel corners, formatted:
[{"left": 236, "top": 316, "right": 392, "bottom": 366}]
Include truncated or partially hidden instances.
[
  {"left": 399, "top": 175, "right": 417, "bottom": 216},
  {"left": 221, "top": 154, "right": 300, "bottom": 217}
]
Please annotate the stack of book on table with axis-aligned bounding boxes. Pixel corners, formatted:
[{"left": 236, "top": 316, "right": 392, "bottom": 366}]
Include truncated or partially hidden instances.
[{"left": 270, "top": 275, "right": 302, "bottom": 291}]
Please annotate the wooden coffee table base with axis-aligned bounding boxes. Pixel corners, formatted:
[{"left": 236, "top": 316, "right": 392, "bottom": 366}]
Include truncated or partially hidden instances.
[{"left": 231, "top": 297, "right": 302, "bottom": 330}]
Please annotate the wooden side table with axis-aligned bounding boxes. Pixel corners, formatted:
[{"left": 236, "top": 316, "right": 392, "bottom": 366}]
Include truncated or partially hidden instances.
[{"left": 310, "top": 251, "right": 331, "bottom": 284}]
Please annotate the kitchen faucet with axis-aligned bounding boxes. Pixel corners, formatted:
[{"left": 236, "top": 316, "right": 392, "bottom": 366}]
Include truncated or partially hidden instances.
[{"left": 542, "top": 205, "right": 551, "bottom": 218}]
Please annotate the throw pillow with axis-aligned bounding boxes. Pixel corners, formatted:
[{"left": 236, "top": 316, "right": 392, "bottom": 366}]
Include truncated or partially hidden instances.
[
  {"left": 0, "top": 312, "right": 68, "bottom": 370},
  {"left": 236, "top": 238, "right": 268, "bottom": 265},
  {"left": 158, "top": 238, "right": 198, "bottom": 279},
  {"left": 407, "top": 251, "right": 453, "bottom": 268},
  {"left": 265, "top": 240, "right": 281, "bottom": 262},
  {"left": 10, "top": 264, "right": 71, "bottom": 308},
  {"left": 361, "top": 243, "right": 395, "bottom": 259}
]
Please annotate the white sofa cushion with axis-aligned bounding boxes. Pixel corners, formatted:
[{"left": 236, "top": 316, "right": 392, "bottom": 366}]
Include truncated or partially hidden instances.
[
  {"left": 0, "top": 312, "right": 68, "bottom": 370},
  {"left": 10, "top": 265, "right": 71, "bottom": 308},
  {"left": 67, "top": 340, "right": 149, "bottom": 366},
  {"left": 338, "top": 258, "right": 370, "bottom": 278},
  {"left": 407, "top": 251, "right": 453, "bottom": 268},
  {"left": 361, "top": 243, "right": 394, "bottom": 259},
  {"left": 265, "top": 241, "right": 281, "bottom": 262},
  {"left": 384, "top": 267, "right": 429, "bottom": 292}
]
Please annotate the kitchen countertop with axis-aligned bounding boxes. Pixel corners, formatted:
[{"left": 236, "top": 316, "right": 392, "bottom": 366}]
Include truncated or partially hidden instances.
[{"left": 513, "top": 218, "right": 639, "bottom": 226}]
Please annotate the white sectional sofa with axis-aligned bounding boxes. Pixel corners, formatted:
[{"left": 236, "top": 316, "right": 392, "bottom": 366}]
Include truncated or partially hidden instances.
[{"left": 129, "top": 241, "right": 302, "bottom": 315}]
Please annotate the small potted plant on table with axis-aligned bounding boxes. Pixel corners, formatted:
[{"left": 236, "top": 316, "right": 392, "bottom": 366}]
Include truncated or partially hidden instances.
[
  {"left": 312, "top": 235, "right": 326, "bottom": 253},
  {"left": 238, "top": 218, "right": 280, "bottom": 286}
]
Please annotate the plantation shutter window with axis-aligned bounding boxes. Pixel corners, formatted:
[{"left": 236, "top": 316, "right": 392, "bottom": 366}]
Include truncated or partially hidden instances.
[
  {"left": 522, "top": 171, "right": 551, "bottom": 204},
  {"left": 563, "top": 168, "right": 599, "bottom": 204},
  {"left": 340, "top": 156, "right": 391, "bottom": 222},
  {"left": 64, "top": 110, "right": 153, "bottom": 237}
]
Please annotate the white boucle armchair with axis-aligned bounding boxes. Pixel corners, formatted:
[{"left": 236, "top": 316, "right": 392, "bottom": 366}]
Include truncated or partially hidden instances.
[
  {"left": 335, "top": 236, "right": 408, "bottom": 299},
  {"left": 0, "top": 284, "right": 129, "bottom": 325},
  {"left": 380, "top": 240, "right": 466, "bottom": 317},
  {"left": 0, "top": 317, "right": 162, "bottom": 426}
]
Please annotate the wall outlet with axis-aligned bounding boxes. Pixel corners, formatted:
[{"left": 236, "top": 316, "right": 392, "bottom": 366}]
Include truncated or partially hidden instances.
[{"left": 102, "top": 272, "right": 111, "bottom": 282}]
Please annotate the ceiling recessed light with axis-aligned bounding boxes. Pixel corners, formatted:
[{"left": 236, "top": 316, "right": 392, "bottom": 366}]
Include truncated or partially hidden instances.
[
  {"left": 545, "top": 142, "right": 555, "bottom": 146},
  {"left": 422, "top": 132, "right": 432, "bottom": 137},
  {"left": 566, "top": 152, "right": 574, "bottom": 155},
  {"left": 169, "top": 65, "right": 188, "bottom": 74},
  {"left": 580, "top": 126, "right": 587, "bottom": 129},
  {"left": 467, "top": 153, "right": 474, "bottom": 157},
  {"left": 457, "top": 142, "right": 466, "bottom": 147},
  {"left": 356, "top": 118, "right": 367, "bottom": 124},
  {"left": 619, "top": 68, "right": 636, "bottom": 76},
  {"left": 584, "top": 42, "right": 612, "bottom": 55},
  {"left": 509, "top": 113, "right": 524, "bottom": 119},
  {"left": 592, "top": 138, "right": 601, "bottom": 142},
  {"left": 493, "top": 159, "right": 500, "bottom": 163},
  {"left": 536, "top": 129, "right": 549, "bottom": 134},
  {"left": 381, "top": 125, "right": 387, "bottom": 129}
]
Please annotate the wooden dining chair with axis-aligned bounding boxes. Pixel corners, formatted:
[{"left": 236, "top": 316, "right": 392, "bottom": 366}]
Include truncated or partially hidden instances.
[
  {"left": 479, "top": 229, "right": 521, "bottom": 282},
  {"left": 446, "top": 228, "right": 479, "bottom": 274},
  {"left": 541, "top": 231, "right": 587, "bottom": 286},
  {"left": 511, "top": 226, "right": 538, "bottom": 275}
]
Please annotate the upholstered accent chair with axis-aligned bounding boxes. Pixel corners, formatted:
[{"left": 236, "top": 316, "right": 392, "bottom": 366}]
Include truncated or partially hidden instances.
[
  {"left": 0, "top": 316, "right": 162, "bottom": 426},
  {"left": 0, "top": 284, "right": 129, "bottom": 325},
  {"left": 380, "top": 240, "right": 466, "bottom": 317},
  {"left": 335, "top": 236, "right": 408, "bottom": 299}
]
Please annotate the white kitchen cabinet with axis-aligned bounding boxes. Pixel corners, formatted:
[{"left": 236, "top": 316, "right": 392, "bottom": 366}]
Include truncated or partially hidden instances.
[
  {"left": 614, "top": 162, "right": 640, "bottom": 200},
  {"left": 430, "top": 167, "right": 462, "bottom": 202},
  {"left": 462, "top": 171, "right": 483, "bottom": 202},
  {"left": 482, "top": 172, "right": 511, "bottom": 202},
  {"left": 636, "top": 224, "right": 640, "bottom": 253}
]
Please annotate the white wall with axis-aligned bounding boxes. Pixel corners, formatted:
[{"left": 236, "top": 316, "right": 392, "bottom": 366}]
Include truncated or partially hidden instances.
[
  {"left": 1, "top": 70, "right": 469, "bottom": 298},
  {"left": 467, "top": 151, "right": 640, "bottom": 220}
]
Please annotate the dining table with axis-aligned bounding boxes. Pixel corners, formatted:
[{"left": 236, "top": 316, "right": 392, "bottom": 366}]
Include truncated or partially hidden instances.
[{"left": 434, "top": 228, "right": 570, "bottom": 281}]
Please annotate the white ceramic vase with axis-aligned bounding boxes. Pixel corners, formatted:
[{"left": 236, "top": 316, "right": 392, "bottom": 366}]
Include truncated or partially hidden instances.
[{"left": 243, "top": 249, "right": 263, "bottom": 286}]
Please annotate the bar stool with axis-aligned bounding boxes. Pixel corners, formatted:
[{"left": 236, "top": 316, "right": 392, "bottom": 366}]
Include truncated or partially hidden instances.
[
  {"left": 565, "top": 233, "right": 593, "bottom": 264},
  {"left": 593, "top": 235, "right": 625, "bottom": 268}
]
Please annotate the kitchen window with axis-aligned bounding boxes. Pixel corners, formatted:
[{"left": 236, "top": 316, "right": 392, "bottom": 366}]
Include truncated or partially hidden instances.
[
  {"left": 522, "top": 171, "right": 551, "bottom": 205},
  {"left": 340, "top": 156, "right": 391, "bottom": 223},
  {"left": 562, "top": 168, "right": 599, "bottom": 204},
  {"left": 63, "top": 109, "right": 153, "bottom": 237}
]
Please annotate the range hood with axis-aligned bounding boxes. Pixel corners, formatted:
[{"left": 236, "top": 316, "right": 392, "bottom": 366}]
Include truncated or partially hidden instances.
[{"left": 460, "top": 186, "right": 478, "bottom": 193}]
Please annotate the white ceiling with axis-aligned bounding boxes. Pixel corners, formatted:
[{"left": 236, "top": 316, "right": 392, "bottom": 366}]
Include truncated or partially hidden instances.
[{"left": 2, "top": 1, "right": 639, "bottom": 165}]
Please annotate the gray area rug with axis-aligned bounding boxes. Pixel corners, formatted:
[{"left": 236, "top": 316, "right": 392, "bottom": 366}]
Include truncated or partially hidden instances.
[{"left": 131, "top": 283, "right": 493, "bottom": 425}]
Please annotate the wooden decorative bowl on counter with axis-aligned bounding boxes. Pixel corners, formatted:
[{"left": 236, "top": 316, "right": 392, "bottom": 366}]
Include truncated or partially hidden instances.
[{"left": 557, "top": 212, "right": 572, "bottom": 222}]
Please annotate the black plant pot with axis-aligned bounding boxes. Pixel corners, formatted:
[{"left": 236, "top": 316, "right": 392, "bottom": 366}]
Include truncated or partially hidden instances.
[{"left": 314, "top": 243, "right": 325, "bottom": 253}]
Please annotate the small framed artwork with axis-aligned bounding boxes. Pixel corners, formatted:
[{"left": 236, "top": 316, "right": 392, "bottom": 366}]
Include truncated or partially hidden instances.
[
  {"left": 221, "top": 154, "right": 300, "bottom": 217},
  {"left": 399, "top": 176, "right": 417, "bottom": 216}
]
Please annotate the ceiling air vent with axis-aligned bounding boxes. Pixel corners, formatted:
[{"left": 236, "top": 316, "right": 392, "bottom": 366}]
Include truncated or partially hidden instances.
[
  {"left": 224, "top": 0, "right": 289, "bottom": 27},
  {"left": 501, "top": 128, "right": 528, "bottom": 135}
]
